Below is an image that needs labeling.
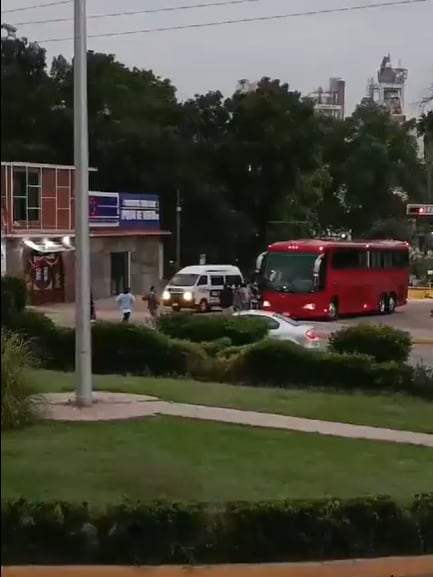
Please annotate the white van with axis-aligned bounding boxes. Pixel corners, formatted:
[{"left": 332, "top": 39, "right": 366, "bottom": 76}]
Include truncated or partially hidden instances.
[{"left": 162, "top": 265, "right": 243, "bottom": 312}]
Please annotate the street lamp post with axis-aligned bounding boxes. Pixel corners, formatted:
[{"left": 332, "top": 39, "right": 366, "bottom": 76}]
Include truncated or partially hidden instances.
[
  {"left": 176, "top": 188, "right": 182, "bottom": 270},
  {"left": 74, "top": 0, "right": 92, "bottom": 406}
]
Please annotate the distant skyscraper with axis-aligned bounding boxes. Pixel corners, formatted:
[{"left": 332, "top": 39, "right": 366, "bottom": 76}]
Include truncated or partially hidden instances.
[
  {"left": 364, "top": 55, "right": 408, "bottom": 122},
  {"left": 307, "top": 78, "right": 345, "bottom": 120}
]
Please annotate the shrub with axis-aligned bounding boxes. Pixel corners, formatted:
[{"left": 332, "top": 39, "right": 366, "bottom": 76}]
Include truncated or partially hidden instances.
[
  {"left": 90, "top": 322, "right": 211, "bottom": 378},
  {"left": 410, "top": 363, "right": 433, "bottom": 398},
  {"left": 200, "top": 337, "right": 232, "bottom": 356},
  {"left": 1, "top": 495, "right": 431, "bottom": 565},
  {"left": 227, "top": 338, "right": 419, "bottom": 395},
  {"left": 329, "top": 324, "right": 412, "bottom": 363},
  {"left": 1, "top": 276, "right": 27, "bottom": 313},
  {"left": 1, "top": 331, "right": 38, "bottom": 430},
  {"left": 3, "top": 309, "right": 60, "bottom": 364},
  {"left": 157, "top": 313, "right": 268, "bottom": 346}
]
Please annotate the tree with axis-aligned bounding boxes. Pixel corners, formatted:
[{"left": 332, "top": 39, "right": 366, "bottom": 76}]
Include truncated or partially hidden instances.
[
  {"left": 320, "top": 103, "right": 423, "bottom": 235},
  {"left": 1, "top": 35, "right": 56, "bottom": 161},
  {"left": 221, "top": 78, "right": 324, "bottom": 261}
]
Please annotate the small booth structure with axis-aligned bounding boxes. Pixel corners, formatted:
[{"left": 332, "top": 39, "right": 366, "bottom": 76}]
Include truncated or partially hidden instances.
[{"left": 1, "top": 162, "right": 169, "bottom": 305}]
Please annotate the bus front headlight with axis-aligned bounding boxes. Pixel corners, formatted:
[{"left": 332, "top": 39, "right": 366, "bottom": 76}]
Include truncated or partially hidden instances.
[
  {"left": 183, "top": 291, "right": 193, "bottom": 301},
  {"left": 162, "top": 290, "right": 170, "bottom": 301}
]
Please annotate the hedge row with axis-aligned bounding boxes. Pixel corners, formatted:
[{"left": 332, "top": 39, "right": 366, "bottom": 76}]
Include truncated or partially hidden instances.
[
  {"left": 225, "top": 338, "right": 432, "bottom": 398},
  {"left": 329, "top": 323, "right": 412, "bottom": 363},
  {"left": 157, "top": 312, "right": 268, "bottom": 346},
  {"left": 3, "top": 309, "right": 432, "bottom": 399},
  {"left": 1, "top": 276, "right": 27, "bottom": 322},
  {"left": 2, "top": 494, "right": 432, "bottom": 565}
]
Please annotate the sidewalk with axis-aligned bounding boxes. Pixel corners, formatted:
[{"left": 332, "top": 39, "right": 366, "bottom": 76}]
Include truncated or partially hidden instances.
[
  {"left": 4, "top": 555, "right": 433, "bottom": 577},
  {"left": 42, "top": 392, "right": 433, "bottom": 448}
]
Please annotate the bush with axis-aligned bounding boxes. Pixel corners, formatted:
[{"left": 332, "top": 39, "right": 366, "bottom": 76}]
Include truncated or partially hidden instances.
[
  {"left": 329, "top": 324, "right": 412, "bottom": 363},
  {"left": 200, "top": 337, "right": 232, "bottom": 356},
  {"left": 90, "top": 322, "right": 210, "bottom": 377},
  {"left": 1, "top": 331, "right": 38, "bottom": 430},
  {"left": 3, "top": 309, "right": 61, "bottom": 364},
  {"left": 2, "top": 495, "right": 432, "bottom": 564},
  {"left": 1, "top": 276, "right": 27, "bottom": 322},
  {"left": 227, "top": 338, "right": 420, "bottom": 396},
  {"left": 410, "top": 363, "right": 433, "bottom": 398},
  {"left": 157, "top": 313, "right": 268, "bottom": 346}
]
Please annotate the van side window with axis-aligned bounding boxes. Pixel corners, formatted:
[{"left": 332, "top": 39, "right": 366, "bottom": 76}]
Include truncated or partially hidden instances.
[
  {"left": 210, "top": 275, "right": 224, "bottom": 286},
  {"left": 197, "top": 275, "right": 208, "bottom": 286},
  {"left": 226, "top": 274, "right": 242, "bottom": 286}
]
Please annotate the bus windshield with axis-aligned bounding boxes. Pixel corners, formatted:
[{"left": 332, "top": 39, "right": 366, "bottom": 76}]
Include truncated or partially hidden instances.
[{"left": 261, "top": 252, "right": 319, "bottom": 294}]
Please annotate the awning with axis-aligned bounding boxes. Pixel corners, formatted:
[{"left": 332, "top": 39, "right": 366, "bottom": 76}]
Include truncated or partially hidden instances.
[{"left": 23, "top": 237, "right": 75, "bottom": 253}]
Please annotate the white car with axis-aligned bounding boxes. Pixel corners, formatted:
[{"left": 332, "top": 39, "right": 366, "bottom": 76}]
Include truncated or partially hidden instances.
[{"left": 233, "top": 310, "right": 322, "bottom": 349}]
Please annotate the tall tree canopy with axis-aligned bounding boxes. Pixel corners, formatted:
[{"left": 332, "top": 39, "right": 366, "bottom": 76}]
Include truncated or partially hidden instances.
[{"left": 1, "top": 34, "right": 425, "bottom": 267}]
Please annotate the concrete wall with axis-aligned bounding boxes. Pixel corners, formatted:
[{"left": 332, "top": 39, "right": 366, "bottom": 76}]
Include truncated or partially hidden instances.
[{"left": 89, "top": 235, "right": 163, "bottom": 299}]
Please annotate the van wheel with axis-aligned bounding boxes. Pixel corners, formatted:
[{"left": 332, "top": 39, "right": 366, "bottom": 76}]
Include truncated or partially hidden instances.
[
  {"left": 378, "top": 294, "right": 387, "bottom": 314},
  {"left": 328, "top": 300, "right": 338, "bottom": 321},
  {"left": 386, "top": 293, "right": 396, "bottom": 314},
  {"left": 198, "top": 299, "right": 209, "bottom": 313}
]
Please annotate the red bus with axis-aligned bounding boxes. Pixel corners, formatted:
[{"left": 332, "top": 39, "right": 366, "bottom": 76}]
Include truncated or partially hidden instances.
[{"left": 256, "top": 239, "right": 410, "bottom": 320}]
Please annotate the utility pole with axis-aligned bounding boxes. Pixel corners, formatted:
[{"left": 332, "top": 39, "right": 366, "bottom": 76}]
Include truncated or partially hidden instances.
[
  {"left": 176, "top": 188, "right": 181, "bottom": 270},
  {"left": 74, "top": 0, "right": 92, "bottom": 406}
]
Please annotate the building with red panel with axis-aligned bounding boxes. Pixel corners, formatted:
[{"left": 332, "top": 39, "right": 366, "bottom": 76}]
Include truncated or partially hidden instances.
[{"left": 1, "top": 161, "right": 169, "bottom": 304}]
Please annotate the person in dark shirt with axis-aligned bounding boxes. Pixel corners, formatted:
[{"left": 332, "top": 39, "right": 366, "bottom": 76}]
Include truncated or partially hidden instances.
[{"left": 219, "top": 283, "right": 233, "bottom": 313}]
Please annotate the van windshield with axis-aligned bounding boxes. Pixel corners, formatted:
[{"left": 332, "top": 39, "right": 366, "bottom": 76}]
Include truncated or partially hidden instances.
[{"left": 169, "top": 274, "right": 198, "bottom": 287}]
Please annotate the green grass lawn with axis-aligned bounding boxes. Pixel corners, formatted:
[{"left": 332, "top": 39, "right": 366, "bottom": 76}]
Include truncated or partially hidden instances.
[
  {"left": 30, "top": 370, "right": 433, "bottom": 433},
  {"left": 2, "top": 417, "right": 432, "bottom": 505}
]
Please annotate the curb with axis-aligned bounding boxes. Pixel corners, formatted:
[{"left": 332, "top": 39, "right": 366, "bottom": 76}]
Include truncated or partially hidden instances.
[
  {"left": 412, "top": 338, "right": 433, "bottom": 345},
  {"left": 3, "top": 556, "right": 433, "bottom": 577},
  {"left": 408, "top": 287, "right": 432, "bottom": 299},
  {"left": 316, "top": 332, "right": 433, "bottom": 345}
]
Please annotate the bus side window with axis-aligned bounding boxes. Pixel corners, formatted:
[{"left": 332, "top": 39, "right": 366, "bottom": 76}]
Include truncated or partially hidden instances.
[
  {"left": 392, "top": 249, "right": 409, "bottom": 268},
  {"left": 369, "top": 250, "right": 382, "bottom": 269},
  {"left": 332, "top": 248, "right": 367, "bottom": 269}
]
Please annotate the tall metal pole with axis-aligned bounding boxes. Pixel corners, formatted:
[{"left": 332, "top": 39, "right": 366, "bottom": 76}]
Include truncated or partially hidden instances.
[
  {"left": 176, "top": 188, "right": 181, "bottom": 270},
  {"left": 74, "top": 0, "right": 92, "bottom": 406}
]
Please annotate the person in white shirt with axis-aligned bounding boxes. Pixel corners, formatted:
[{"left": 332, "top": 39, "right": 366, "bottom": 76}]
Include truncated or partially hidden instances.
[{"left": 115, "top": 287, "right": 135, "bottom": 322}]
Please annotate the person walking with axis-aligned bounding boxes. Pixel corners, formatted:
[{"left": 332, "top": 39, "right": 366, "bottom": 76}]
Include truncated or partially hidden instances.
[
  {"left": 142, "top": 285, "right": 160, "bottom": 325},
  {"left": 115, "top": 287, "right": 135, "bottom": 322},
  {"left": 239, "top": 282, "right": 250, "bottom": 311},
  {"left": 219, "top": 283, "right": 233, "bottom": 314}
]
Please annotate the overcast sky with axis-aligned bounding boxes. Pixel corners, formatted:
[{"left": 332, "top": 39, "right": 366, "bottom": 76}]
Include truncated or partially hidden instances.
[{"left": 2, "top": 0, "right": 432, "bottom": 115}]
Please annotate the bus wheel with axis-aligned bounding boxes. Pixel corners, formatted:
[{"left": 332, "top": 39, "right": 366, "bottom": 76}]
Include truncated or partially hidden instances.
[
  {"left": 378, "top": 295, "right": 387, "bottom": 314},
  {"left": 386, "top": 294, "right": 396, "bottom": 314},
  {"left": 198, "top": 299, "right": 209, "bottom": 313},
  {"left": 328, "top": 300, "right": 338, "bottom": 321}
]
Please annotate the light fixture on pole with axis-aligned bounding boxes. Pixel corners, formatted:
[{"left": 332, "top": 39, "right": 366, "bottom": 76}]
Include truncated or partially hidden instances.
[{"left": 74, "top": 0, "right": 92, "bottom": 406}]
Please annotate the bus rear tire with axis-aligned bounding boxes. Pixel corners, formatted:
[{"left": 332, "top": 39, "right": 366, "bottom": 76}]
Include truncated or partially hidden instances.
[
  {"left": 378, "top": 294, "right": 387, "bottom": 315},
  {"left": 328, "top": 300, "right": 338, "bottom": 321},
  {"left": 386, "top": 293, "right": 396, "bottom": 314}
]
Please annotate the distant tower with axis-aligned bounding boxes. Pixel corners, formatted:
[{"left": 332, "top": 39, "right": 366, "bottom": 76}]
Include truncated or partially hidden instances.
[
  {"left": 307, "top": 77, "right": 345, "bottom": 119},
  {"left": 364, "top": 55, "right": 408, "bottom": 122}
]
